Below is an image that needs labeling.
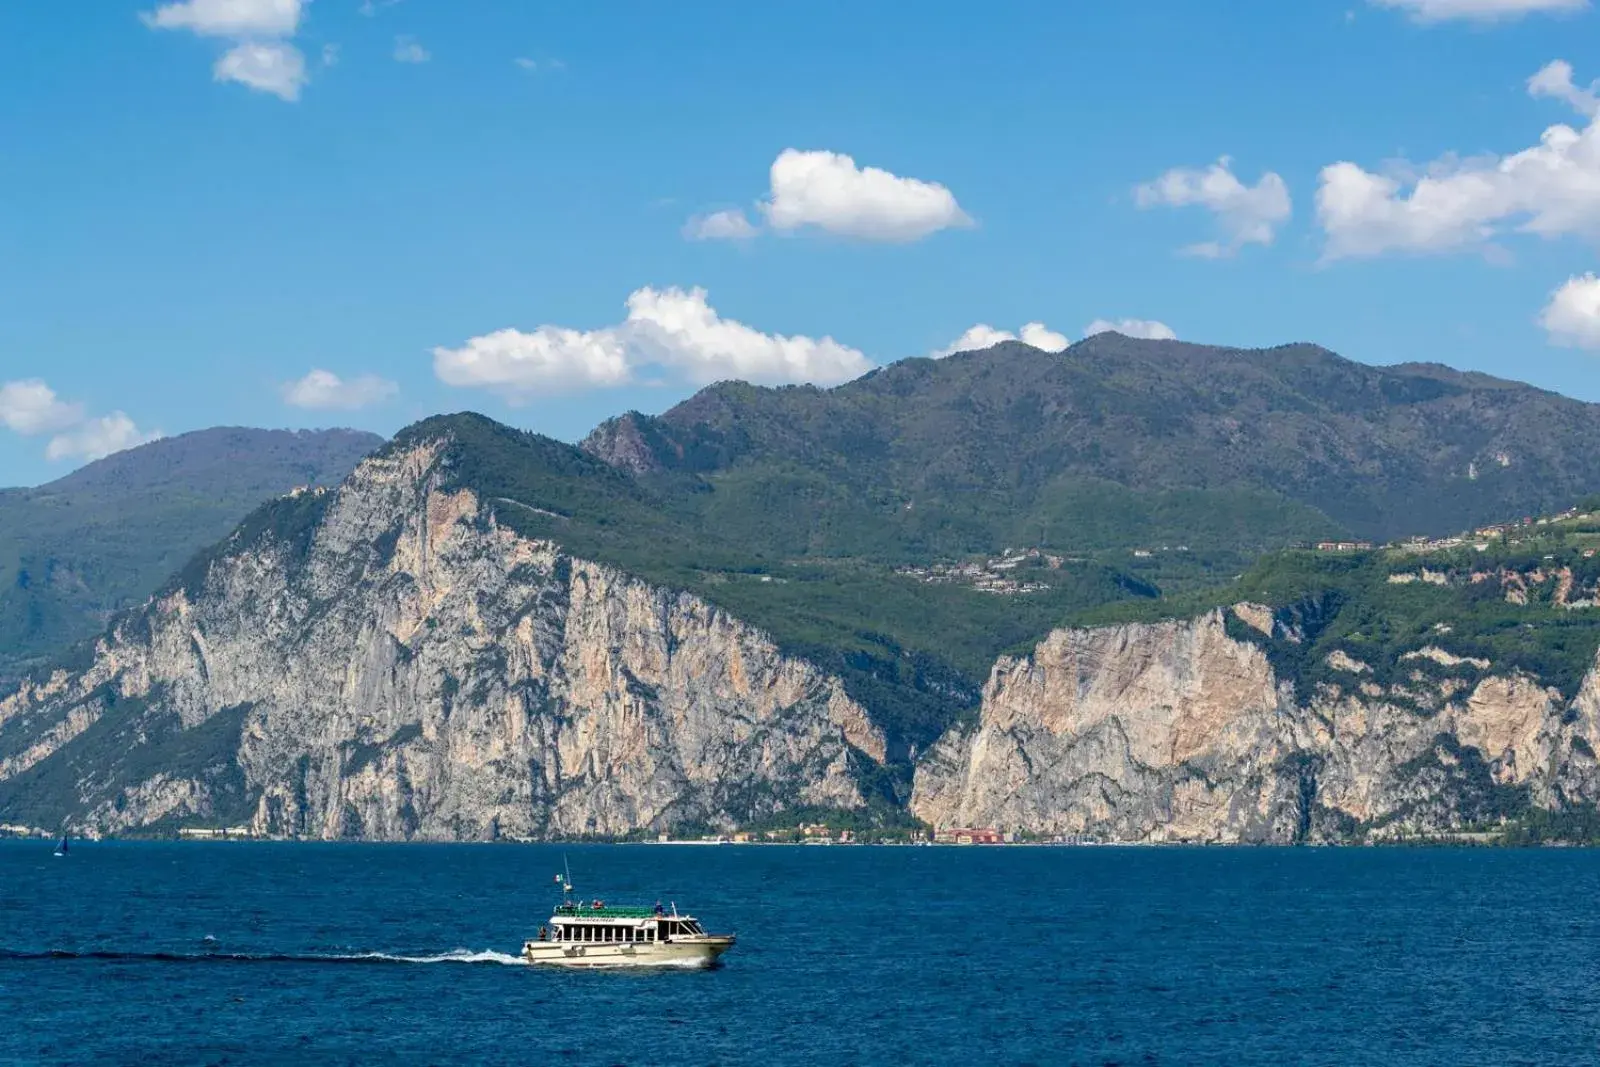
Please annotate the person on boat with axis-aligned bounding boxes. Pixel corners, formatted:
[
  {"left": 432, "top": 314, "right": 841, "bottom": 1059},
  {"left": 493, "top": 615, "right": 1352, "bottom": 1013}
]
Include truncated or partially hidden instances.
[
  {"left": 653, "top": 901, "right": 665, "bottom": 916},
  {"left": 538, "top": 925, "right": 548, "bottom": 941},
  {"left": 592, "top": 899, "right": 605, "bottom": 910}
]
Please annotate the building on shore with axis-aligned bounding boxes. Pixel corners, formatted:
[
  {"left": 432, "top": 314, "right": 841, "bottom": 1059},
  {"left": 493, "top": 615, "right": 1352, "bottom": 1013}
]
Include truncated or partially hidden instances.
[{"left": 934, "top": 827, "right": 1004, "bottom": 844}]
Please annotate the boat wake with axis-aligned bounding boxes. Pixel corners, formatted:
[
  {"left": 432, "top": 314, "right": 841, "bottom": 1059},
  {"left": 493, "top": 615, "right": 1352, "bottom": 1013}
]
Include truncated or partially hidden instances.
[{"left": 0, "top": 947, "right": 528, "bottom": 966}]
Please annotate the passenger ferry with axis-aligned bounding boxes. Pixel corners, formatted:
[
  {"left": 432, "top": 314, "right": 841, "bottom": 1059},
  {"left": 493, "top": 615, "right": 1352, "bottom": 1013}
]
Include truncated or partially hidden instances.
[{"left": 521, "top": 882, "right": 735, "bottom": 968}]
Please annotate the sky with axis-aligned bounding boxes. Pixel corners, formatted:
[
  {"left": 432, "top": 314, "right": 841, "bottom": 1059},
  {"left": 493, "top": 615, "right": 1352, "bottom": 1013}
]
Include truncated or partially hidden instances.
[{"left": 2, "top": 0, "right": 1600, "bottom": 486}]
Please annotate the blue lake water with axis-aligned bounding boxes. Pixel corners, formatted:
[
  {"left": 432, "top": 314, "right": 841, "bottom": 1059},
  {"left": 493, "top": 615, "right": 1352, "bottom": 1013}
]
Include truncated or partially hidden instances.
[{"left": 1, "top": 842, "right": 1598, "bottom": 1065}]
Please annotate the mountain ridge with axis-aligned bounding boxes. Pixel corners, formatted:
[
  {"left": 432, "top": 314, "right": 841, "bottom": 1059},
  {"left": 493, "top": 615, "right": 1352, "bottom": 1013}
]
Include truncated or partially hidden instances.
[{"left": 583, "top": 334, "right": 1600, "bottom": 555}]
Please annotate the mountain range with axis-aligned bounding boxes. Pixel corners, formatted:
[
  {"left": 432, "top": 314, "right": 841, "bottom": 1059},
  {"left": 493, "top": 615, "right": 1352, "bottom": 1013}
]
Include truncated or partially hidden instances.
[
  {"left": 5, "top": 334, "right": 1600, "bottom": 841},
  {"left": 584, "top": 333, "right": 1600, "bottom": 557}
]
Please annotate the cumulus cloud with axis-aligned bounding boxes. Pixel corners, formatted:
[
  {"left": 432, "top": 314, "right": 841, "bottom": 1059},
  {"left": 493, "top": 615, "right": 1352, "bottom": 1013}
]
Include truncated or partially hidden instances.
[
  {"left": 686, "top": 149, "right": 971, "bottom": 243},
  {"left": 1135, "top": 157, "right": 1292, "bottom": 257},
  {"left": 281, "top": 369, "right": 398, "bottom": 410},
  {"left": 683, "top": 209, "right": 759, "bottom": 242},
  {"left": 1318, "top": 61, "right": 1600, "bottom": 259},
  {"left": 932, "top": 322, "right": 1069, "bottom": 358},
  {"left": 434, "top": 328, "right": 632, "bottom": 396},
  {"left": 393, "top": 36, "right": 429, "bottom": 63},
  {"left": 434, "top": 287, "right": 873, "bottom": 399},
  {"left": 1540, "top": 273, "right": 1600, "bottom": 348},
  {"left": 45, "top": 414, "right": 162, "bottom": 463},
  {"left": 1084, "top": 318, "right": 1179, "bottom": 341},
  {"left": 214, "top": 41, "right": 307, "bottom": 100},
  {"left": 0, "top": 380, "right": 85, "bottom": 435},
  {"left": 142, "top": 0, "right": 309, "bottom": 101},
  {"left": 1529, "top": 59, "right": 1600, "bottom": 118},
  {"left": 761, "top": 149, "right": 972, "bottom": 241},
  {"left": 140, "top": 0, "right": 302, "bottom": 36},
  {"left": 1, "top": 379, "right": 160, "bottom": 463},
  {"left": 1019, "top": 323, "right": 1071, "bottom": 351},
  {"left": 1369, "top": 0, "right": 1588, "bottom": 21}
]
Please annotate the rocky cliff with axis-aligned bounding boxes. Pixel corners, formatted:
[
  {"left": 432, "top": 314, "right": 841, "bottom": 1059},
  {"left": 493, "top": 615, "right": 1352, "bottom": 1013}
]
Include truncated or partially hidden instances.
[
  {"left": 0, "top": 434, "right": 885, "bottom": 840},
  {"left": 911, "top": 606, "right": 1600, "bottom": 842}
]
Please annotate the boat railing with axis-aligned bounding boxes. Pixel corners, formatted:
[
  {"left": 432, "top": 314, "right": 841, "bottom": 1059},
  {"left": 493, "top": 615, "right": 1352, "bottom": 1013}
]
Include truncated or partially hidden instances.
[{"left": 553, "top": 904, "right": 662, "bottom": 918}]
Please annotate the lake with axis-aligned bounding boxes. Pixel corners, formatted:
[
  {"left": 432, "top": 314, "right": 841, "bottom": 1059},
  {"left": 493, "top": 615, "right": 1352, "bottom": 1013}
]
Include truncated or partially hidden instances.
[{"left": 1, "top": 842, "right": 1596, "bottom": 1065}]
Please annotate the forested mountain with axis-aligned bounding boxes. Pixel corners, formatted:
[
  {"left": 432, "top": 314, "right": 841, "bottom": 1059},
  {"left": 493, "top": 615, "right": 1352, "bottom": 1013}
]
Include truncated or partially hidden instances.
[
  {"left": 0, "top": 428, "right": 383, "bottom": 676},
  {"left": 585, "top": 333, "right": 1600, "bottom": 558}
]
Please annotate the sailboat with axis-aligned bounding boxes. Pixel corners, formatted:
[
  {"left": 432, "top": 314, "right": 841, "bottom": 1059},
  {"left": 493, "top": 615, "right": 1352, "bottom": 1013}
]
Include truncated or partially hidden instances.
[{"left": 53, "top": 835, "right": 68, "bottom": 857}]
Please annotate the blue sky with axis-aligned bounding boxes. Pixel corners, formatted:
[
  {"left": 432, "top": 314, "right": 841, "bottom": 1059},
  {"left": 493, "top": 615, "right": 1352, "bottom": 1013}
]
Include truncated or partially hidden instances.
[{"left": 2, "top": 0, "right": 1599, "bottom": 486}]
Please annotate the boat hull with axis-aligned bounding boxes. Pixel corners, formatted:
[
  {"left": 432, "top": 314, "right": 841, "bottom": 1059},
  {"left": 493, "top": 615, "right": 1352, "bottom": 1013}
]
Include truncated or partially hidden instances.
[{"left": 521, "top": 936, "right": 734, "bottom": 969}]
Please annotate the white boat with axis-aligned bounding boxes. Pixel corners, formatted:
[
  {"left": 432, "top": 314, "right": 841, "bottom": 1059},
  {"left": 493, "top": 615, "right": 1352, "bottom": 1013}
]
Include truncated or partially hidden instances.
[{"left": 521, "top": 898, "right": 735, "bottom": 969}]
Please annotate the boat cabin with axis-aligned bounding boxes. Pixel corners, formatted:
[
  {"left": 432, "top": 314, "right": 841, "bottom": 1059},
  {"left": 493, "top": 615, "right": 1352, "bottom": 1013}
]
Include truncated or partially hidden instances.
[{"left": 543, "top": 903, "right": 706, "bottom": 944}]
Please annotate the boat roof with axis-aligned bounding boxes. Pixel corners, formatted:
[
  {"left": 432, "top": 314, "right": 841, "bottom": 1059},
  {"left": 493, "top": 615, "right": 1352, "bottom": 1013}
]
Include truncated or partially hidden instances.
[{"left": 550, "top": 904, "right": 691, "bottom": 920}]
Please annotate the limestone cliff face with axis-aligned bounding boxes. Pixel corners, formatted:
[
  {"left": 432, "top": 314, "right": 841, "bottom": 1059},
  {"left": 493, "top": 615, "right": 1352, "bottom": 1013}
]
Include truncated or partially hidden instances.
[
  {"left": 911, "top": 607, "right": 1600, "bottom": 842},
  {"left": 0, "top": 437, "right": 885, "bottom": 839}
]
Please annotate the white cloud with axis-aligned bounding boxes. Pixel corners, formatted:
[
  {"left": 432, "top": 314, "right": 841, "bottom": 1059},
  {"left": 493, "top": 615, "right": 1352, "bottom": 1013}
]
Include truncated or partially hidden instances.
[
  {"left": 393, "top": 36, "right": 429, "bottom": 63},
  {"left": 434, "top": 286, "right": 873, "bottom": 398},
  {"left": 1019, "top": 323, "right": 1070, "bottom": 352},
  {"left": 321, "top": 42, "right": 338, "bottom": 67},
  {"left": 757, "top": 149, "right": 972, "bottom": 242},
  {"left": 1529, "top": 60, "right": 1600, "bottom": 118},
  {"left": 625, "top": 287, "right": 871, "bottom": 385},
  {"left": 141, "top": 0, "right": 303, "bottom": 37},
  {"left": 1135, "top": 157, "right": 1292, "bottom": 257},
  {"left": 515, "top": 56, "right": 537, "bottom": 71},
  {"left": 1540, "top": 273, "right": 1600, "bottom": 348},
  {"left": 281, "top": 369, "right": 398, "bottom": 410},
  {"left": 142, "top": 0, "right": 309, "bottom": 101},
  {"left": 1369, "top": 0, "right": 1587, "bottom": 21},
  {"left": 683, "top": 209, "right": 759, "bottom": 242},
  {"left": 0, "top": 380, "right": 85, "bottom": 435},
  {"left": 1318, "top": 61, "right": 1600, "bottom": 259},
  {"left": 1084, "top": 318, "right": 1179, "bottom": 341},
  {"left": 932, "top": 322, "right": 1070, "bottom": 358},
  {"left": 214, "top": 41, "right": 307, "bottom": 100},
  {"left": 1, "top": 380, "right": 159, "bottom": 464},
  {"left": 46, "top": 414, "right": 161, "bottom": 463},
  {"left": 434, "top": 328, "right": 632, "bottom": 396}
]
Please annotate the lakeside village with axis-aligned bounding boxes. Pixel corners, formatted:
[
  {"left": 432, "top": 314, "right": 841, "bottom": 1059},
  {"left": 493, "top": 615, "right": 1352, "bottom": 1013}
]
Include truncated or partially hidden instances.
[
  {"left": 0, "top": 821, "right": 1089, "bottom": 846},
  {"left": 895, "top": 500, "right": 1600, "bottom": 596}
]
